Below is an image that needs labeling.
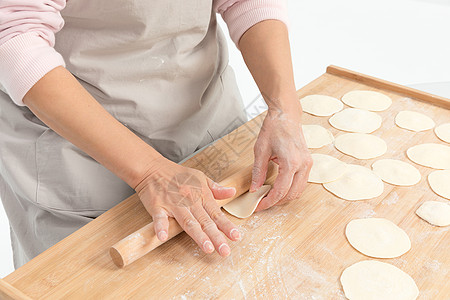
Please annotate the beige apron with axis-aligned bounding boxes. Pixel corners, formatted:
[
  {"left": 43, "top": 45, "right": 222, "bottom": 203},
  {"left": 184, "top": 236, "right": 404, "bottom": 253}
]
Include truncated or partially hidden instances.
[{"left": 0, "top": 0, "right": 246, "bottom": 268}]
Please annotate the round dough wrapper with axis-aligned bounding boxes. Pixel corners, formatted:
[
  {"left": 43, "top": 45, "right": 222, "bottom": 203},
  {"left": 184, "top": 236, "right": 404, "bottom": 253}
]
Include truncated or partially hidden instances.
[
  {"left": 308, "top": 154, "right": 347, "bottom": 183},
  {"left": 341, "top": 90, "right": 392, "bottom": 111},
  {"left": 416, "top": 201, "right": 450, "bottom": 227},
  {"left": 395, "top": 110, "right": 435, "bottom": 132},
  {"left": 428, "top": 170, "right": 450, "bottom": 199},
  {"left": 323, "top": 164, "right": 384, "bottom": 201},
  {"left": 302, "top": 125, "right": 334, "bottom": 148},
  {"left": 222, "top": 185, "right": 271, "bottom": 219},
  {"left": 345, "top": 218, "right": 411, "bottom": 258},
  {"left": 340, "top": 260, "right": 419, "bottom": 300},
  {"left": 329, "top": 108, "right": 382, "bottom": 133},
  {"left": 406, "top": 143, "right": 450, "bottom": 169},
  {"left": 335, "top": 133, "right": 387, "bottom": 159},
  {"left": 435, "top": 123, "right": 450, "bottom": 143},
  {"left": 300, "top": 95, "right": 343, "bottom": 116},
  {"left": 372, "top": 159, "right": 421, "bottom": 186}
]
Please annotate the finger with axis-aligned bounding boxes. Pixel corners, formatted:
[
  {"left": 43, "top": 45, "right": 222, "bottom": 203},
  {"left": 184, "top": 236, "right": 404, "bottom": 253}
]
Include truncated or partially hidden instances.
[
  {"left": 276, "top": 171, "right": 304, "bottom": 206},
  {"left": 277, "top": 157, "right": 312, "bottom": 206},
  {"left": 250, "top": 144, "right": 271, "bottom": 192},
  {"left": 171, "top": 206, "right": 215, "bottom": 254},
  {"left": 203, "top": 192, "right": 241, "bottom": 241},
  {"left": 190, "top": 202, "right": 231, "bottom": 257},
  {"left": 207, "top": 178, "right": 236, "bottom": 200},
  {"left": 151, "top": 207, "right": 170, "bottom": 241},
  {"left": 255, "top": 161, "right": 294, "bottom": 211}
]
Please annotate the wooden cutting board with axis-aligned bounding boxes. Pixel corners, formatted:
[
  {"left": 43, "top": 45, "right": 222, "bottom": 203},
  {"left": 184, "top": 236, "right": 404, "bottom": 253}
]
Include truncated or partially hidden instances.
[{"left": 3, "top": 66, "right": 449, "bottom": 299}]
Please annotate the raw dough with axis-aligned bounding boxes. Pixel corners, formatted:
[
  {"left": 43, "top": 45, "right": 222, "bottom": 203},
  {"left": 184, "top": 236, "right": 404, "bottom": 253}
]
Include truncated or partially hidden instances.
[
  {"left": 323, "top": 164, "right": 384, "bottom": 201},
  {"left": 341, "top": 90, "right": 392, "bottom": 111},
  {"left": 406, "top": 143, "right": 450, "bottom": 169},
  {"left": 302, "top": 125, "right": 334, "bottom": 148},
  {"left": 372, "top": 159, "right": 421, "bottom": 186},
  {"left": 340, "top": 260, "right": 419, "bottom": 300},
  {"left": 308, "top": 154, "right": 347, "bottom": 183},
  {"left": 395, "top": 110, "right": 435, "bottom": 132},
  {"left": 416, "top": 201, "right": 450, "bottom": 227},
  {"left": 300, "top": 95, "right": 343, "bottom": 116},
  {"left": 345, "top": 218, "right": 411, "bottom": 258},
  {"left": 329, "top": 108, "right": 382, "bottom": 133},
  {"left": 428, "top": 169, "right": 450, "bottom": 199},
  {"left": 334, "top": 133, "right": 387, "bottom": 159},
  {"left": 435, "top": 123, "right": 450, "bottom": 143},
  {"left": 222, "top": 185, "right": 271, "bottom": 218}
]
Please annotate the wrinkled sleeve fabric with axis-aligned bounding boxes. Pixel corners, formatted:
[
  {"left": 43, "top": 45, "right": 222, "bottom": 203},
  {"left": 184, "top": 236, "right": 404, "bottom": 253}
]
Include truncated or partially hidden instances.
[
  {"left": 214, "top": 0, "right": 289, "bottom": 48},
  {"left": 0, "top": 0, "right": 66, "bottom": 106}
]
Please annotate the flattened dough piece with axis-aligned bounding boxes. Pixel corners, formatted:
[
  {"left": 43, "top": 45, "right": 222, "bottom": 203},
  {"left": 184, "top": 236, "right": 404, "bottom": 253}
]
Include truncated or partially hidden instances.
[
  {"left": 302, "top": 125, "right": 334, "bottom": 148},
  {"left": 308, "top": 154, "right": 347, "bottom": 183},
  {"left": 323, "top": 164, "right": 384, "bottom": 201},
  {"left": 345, "top": 218, "right": 411, "bottom": 258},
  {"left": 372, "top": 159, "right": 421, "bottom": 186},
  {"left": 341, "top": 260, "right": 419, "bottom": 300},
  {"left": 406, "top": 143, "right": 450, "bottom": 169},
  {"left": 395, "top": 110, "right": 435, "bottom": 132},
  {"left": 435, "top": 123, "right": 450, "bottom": 143},
  {"left": 335, "top": 133, "right": 387, "bottom": 159},
  {"left": 222, "top": 185, "right": 271, "bottom": 218},
  {"left": 341, "top": 90, "right": 392, "bottom": 111},
  {"left": 300, "top": 95, "right": 343, "bottom": 116},
  {"left": 428, "top": 170, "right": 450, "bottom": 199},
  {"left": 329, "top": 108, "right": 382, "bottom": 133},
  {"left": 416, "top": 201, "right": 450, "bottom": 227}
]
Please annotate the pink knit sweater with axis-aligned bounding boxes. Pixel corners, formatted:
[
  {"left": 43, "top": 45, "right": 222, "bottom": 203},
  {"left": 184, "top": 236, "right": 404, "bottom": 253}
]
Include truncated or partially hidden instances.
[{"left": 0, "top": 0, "right": 288, "bottom": 106}]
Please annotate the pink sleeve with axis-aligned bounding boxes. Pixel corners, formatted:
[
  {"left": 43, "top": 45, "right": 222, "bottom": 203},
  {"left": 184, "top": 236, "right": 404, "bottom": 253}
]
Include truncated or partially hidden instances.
[
  {"left": 0, "top": 0, "right": 66, "bottom": 106},
  {"left": 214, "top": 0, "right": 289, "bottom": 48}
]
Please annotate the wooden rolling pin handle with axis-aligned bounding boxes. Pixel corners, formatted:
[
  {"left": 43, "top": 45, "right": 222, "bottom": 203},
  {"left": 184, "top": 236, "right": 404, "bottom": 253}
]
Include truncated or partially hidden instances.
[{"left": 110, "top": 162, "right": 277, "bottom": 268}]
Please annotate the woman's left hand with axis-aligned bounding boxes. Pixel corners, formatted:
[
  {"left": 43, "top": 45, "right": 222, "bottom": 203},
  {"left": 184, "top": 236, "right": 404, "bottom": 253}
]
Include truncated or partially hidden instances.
[{"left": 251, "top": 94, "right": 312, "bottom": 211}]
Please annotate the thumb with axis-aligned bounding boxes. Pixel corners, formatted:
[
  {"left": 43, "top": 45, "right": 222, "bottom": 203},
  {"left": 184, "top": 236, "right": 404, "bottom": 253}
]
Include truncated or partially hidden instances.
[
  {"left": 250, "top": 148, "right": 270, "bottom": 193},
  {"left": 207, "top": 178, "right": 236, "bottom": 200}
]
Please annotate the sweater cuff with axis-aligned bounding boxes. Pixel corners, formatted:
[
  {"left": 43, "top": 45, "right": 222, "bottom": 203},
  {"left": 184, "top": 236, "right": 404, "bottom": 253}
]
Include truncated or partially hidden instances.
[
  {"left": 0, "top": 32, "right": 65, "bottom": 106},
  {"left": 222, "top": 0, "right": 290, "bottom": 48}
]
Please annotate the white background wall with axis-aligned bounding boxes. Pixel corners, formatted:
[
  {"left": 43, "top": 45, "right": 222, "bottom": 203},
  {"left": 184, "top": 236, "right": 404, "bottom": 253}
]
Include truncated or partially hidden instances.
[{"left": 1, "top": 0, "right": 449, "bottom": 278}]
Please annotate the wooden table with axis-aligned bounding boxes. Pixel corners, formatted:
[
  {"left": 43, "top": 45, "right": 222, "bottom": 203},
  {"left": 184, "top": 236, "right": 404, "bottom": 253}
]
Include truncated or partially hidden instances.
[{"left": 2, "top": 66, "right": 449, "bottom": 299}]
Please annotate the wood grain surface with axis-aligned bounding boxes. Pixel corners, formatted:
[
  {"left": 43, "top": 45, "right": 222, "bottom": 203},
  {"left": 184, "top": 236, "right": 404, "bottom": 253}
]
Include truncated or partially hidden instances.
[
  {"left": 0, "top": 279, "right": 32, "bottom": 300},
  {"left": 3, "top": 66, "right": 449, "bottom": 299}
]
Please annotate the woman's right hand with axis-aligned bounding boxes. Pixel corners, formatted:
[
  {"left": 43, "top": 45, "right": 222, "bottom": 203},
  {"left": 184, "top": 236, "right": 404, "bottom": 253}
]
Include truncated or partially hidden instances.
[{"left": 134, "top": 157, "right": 241, "bottom": 257}]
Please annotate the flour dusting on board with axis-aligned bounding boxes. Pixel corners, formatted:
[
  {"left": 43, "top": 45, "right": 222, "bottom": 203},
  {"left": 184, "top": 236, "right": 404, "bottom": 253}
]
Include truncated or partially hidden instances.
[
  {"left": 398, "top": 97, "right": 419, "bottom": 110},
  {"left": 353, "top": 202, "right": 376, "bottom": 219},
  {"left": 424, "top": 259, "right": 442, "bottom": 272},
  {"left": 382, "top": 191, "right": 399, "bottom": 206},
  {"left": 415, "top": 226, "right": 449, "bottom": 243},
  {"left": 281, "top": 256, "right": 341, "bottom": 298},
  {"left": 246, "top": 214, "right": 263, "bottom": 229},
  {"left": 392, "top": 258, "right": 408, "bottom": 269},
  {"left": 173, "top": 208, "right": 346, "bottom": 299}
]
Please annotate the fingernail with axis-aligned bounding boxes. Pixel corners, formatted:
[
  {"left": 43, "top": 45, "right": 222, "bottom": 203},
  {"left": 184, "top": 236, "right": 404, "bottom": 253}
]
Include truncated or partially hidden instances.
[
  {"left": 216, "top": 185, "right": 235, "bottom": 191},
  {"left": 224, "top": 186, "right": 236, "bottom": 191},
  {"left": 158, "top": 231, "right": 168, "bottom": 241},
  {"left": 230, "top": 228, "right": 241, "bottom": 240},
  {"left": 218, "top": 243, "right": 230, "bottom": 256},
  {"left": 203, "top": 241, "right": 214, "bottom": 253}
]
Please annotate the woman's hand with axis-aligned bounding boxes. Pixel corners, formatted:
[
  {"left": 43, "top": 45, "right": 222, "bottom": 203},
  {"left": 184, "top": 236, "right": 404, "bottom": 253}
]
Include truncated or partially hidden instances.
[
  {"left": 134, "top": 158, "right": 241, "bottom": 256},
  {"left": 251, "top": 96, "right": 312, "bottom": 211}
]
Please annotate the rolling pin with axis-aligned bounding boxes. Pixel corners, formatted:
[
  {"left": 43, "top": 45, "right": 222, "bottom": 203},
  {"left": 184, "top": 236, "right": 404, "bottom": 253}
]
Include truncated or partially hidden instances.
[{"left": 110, "top": 162, "right": 277, "bottom": 267}]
